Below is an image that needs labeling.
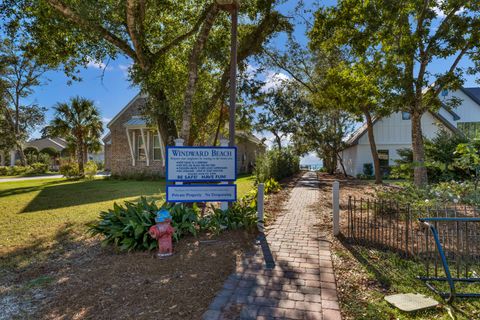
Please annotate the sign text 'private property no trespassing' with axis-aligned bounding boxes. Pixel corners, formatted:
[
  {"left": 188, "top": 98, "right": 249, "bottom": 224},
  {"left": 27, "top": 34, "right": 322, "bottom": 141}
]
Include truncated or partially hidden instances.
[{"left": 166, "top": 146, "right": 237, "bottom": 182}]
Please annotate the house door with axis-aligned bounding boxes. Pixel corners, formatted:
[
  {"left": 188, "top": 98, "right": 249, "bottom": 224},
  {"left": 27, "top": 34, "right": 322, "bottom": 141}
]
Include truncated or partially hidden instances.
[{"left": 377, "top": 150, "right": 390, "bottom": 176}]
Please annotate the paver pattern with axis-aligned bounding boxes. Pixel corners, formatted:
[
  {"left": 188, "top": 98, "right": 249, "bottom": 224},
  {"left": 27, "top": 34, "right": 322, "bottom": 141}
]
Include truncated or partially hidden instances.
[{"left": 203, "top": 172, "right": 342, "bottom": 320}]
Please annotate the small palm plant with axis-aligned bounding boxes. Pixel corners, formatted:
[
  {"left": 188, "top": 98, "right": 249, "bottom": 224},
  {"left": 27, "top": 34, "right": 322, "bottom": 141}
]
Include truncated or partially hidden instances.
[{"left": 44, "top": 96, "right": 103, "bottom": 175}]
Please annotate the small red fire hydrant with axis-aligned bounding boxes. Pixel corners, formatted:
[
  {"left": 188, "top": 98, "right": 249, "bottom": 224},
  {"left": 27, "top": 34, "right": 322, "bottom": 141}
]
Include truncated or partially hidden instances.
[{"left": 148, "top": 209, "right": 175, "bottom": 258}]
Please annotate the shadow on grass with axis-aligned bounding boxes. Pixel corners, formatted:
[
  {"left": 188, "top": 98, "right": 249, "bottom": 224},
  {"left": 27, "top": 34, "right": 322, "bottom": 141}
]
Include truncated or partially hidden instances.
[
  {"left": 0, "top": 179, "right": 66, "bottom": 198},
  {"left": 337, "top": 235, "right": 392, "bottom": 289},
  {"left": 336, "top": 235, "right": 480, "bottom": 319},
  {"left": 2, "top": 179, "right": 166, "bottom": 213}
]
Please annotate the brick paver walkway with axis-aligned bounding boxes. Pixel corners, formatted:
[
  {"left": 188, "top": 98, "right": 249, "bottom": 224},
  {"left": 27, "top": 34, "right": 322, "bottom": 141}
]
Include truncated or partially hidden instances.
[{"left": 203, "top": 172, "right": 342, "bottom": 320}]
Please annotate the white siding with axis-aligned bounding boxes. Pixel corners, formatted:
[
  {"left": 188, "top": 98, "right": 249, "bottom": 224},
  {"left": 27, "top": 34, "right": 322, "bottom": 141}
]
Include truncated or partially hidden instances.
[
  {"left": 440, "top": 89, "right": 480, "bottom": 125},
  {"left": 339, "top": 88, "right": 480, "bottom": 176},
  {"left": 343, "top": 112, "right": 447, "bottom": 176}
]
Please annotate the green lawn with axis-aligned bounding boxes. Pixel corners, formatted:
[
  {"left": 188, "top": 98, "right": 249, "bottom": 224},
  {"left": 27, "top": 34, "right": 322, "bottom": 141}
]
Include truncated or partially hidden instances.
[
  {"left": 335, "top": 244, "right": 480, "bottom": 320},
  {"left": 0, "top": 175, "right": 255, "bottom": 265}
]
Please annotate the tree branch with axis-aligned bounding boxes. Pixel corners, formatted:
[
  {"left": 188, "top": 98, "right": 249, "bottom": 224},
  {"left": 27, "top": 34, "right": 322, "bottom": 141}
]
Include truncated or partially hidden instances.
[
  {"left": 432, "top": 42, "right": 471, "bottom": 97},
  {"left": 153, "top": 3, "right": 214, "bottom": 62},
  {"left": 45, "top": 0, "right": 137, "bottom": 62},
  {"left": 126, "top": 0, "right": 147, "bottom": 69},
  {"left": 263, "top": 49, "right": 317, "bottom": 93}
]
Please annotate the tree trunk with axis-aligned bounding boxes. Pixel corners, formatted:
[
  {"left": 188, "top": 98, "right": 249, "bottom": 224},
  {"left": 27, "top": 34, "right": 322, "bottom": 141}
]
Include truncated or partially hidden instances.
[
  {"left": 180, "top": 5, "right": 219, "bottom": 143},
  {"left": 212, "top": 105, "right": 225, "bottom": 146},
  {"left": 336, "top": 152, "right": 348, "bottom": 177},
  {"left": 17, "top": 145, "right": 26, "bottom": 166},
  {"left": 149, "top": 90, "right": 178, "bottom": 146},
  {"left": 411, "top": 111, "right": 428, "bottom": 186},
  {"left": 364, "top": 111, "right": 382, "bottom": 184},
  {"left": 273, "top": 132, "right": 282, "bottom": 150},
  {"left": 77, "top": 139, "right": 84, "bottom": 175},
  {"left": 83, "top": 145, "right": 88, "bottom": 164}
]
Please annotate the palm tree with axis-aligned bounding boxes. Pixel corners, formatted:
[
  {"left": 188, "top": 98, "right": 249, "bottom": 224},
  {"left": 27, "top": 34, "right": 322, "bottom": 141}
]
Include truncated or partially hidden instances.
[{"left": 46, "top": 97, "right": 103, "bottom": 175}]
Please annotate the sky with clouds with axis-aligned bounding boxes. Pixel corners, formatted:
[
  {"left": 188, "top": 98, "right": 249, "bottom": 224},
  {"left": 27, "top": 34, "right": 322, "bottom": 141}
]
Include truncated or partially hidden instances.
[{"left": 18, "top": 1, "right": 479, "bottom": 165}]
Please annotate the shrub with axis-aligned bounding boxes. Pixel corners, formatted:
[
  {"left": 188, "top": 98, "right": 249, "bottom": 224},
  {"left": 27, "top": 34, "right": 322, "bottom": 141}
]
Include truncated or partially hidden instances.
[
  {"left": 95, "top": 161, "right": 105, "bottom": 171},
  {"left": 40, "top": 147, "right": 60, "bottom": 157},
  {"left": 363, "top": 163, "right": 373, "bottom": 176},
  {"left": 90, "top": 193, "right": 261, "bottom": 251},
  {"left": 255, "top": 148, "right": 300, "bottom": 182},
  {"left": 89, "top": 197, "right": 159, "bottom": 251},
  {"left": 30, "top": 162, "right": 48, "bottom": 174},
  {"left": 84, "top": 160, "right": 98, "bottom": 179},
  {"left": 0, "top": 166, "right": 9, "bottom": 176},
  {"left": 10, "top": 165, "right": 31, "bottom": 175},
  {"left": 24, "top": 146, "right": 39, "bottom": 156},
  {"left": 390, "top": 131, "right": 470, "bottom": 182},
  {"left": 59, "top": 161, "right": 80, "bottom": 178},
  {"left": 168, "top": 203, "right": 201, "bottom": 241},
  {"left": 204, "top": 203, "right": 257, "bottom": 234},
  {"left": 376, "top": 181, "right": 480, "bottom": 211}
]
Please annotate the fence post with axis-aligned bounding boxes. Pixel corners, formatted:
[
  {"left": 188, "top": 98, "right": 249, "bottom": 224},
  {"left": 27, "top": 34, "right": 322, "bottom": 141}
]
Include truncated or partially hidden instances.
[
  {"left": 333, "top": 180, "right": 340, "bottom": 236},
  {"left": 257, "top": 182, "right": 265, "bottom": 232},
  {"left": 219, "top": 139, "right": 229, "bottom": 211}
]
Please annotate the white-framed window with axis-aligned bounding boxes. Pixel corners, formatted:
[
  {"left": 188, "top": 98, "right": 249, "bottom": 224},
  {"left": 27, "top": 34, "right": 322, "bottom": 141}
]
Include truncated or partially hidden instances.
[
  {"left": 153, "top": 134, "right": 162, "bottom": 161},
  {"left": 137, "top": 134, "right": 146, "bottom": 161}
]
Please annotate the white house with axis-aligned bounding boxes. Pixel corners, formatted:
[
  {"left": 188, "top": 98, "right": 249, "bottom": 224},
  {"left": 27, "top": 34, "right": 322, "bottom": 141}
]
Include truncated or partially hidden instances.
[{"left": 340, "top": 87, "right": 480, "bottom": 177}]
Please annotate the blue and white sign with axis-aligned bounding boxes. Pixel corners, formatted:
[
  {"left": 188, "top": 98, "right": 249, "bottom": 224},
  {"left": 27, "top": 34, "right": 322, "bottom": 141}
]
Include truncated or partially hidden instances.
[
  {"left": 166, "top": 184, "right": 237, "bottom": 202},
  {"left": 166, "top": 146, "right": 237, "bottom": 182}
]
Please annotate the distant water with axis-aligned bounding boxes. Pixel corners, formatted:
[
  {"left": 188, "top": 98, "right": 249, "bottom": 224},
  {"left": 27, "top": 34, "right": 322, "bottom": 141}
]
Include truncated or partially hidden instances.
[{"left": 300, "top": 163, "right": 322, "bottom": 171}]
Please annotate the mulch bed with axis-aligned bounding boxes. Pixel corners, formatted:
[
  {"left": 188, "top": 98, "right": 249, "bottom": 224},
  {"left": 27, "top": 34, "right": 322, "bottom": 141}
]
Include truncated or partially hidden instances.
[
  {"left": 2, "top": 174, "right": 302, "bottom": 320},
  {"left": 9, "top": 231, "right": 254, "bottom": 320}
]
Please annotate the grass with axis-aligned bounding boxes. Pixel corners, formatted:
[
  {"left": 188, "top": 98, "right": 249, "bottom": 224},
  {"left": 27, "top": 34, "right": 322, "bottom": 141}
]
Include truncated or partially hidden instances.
[
  {"left": 335, "top": 243, "right": 480, "bottom": 320},
  {"left": 0, "top": 175, "right": 255, "bottom": 269},
  {"left": 0, "top": 172, "right": 60, "bottom": 179}
]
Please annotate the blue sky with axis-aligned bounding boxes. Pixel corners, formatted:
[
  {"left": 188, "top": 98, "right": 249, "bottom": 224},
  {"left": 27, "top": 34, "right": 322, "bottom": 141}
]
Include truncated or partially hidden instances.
[{"left": 20, "top": 1, "right": 479, "bottom": 165}]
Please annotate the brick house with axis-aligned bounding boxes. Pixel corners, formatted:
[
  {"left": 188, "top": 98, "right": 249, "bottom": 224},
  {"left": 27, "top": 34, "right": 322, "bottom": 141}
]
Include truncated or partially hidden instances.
[{"left": 103, "top": 94, "right": 266, "bottom": 177}]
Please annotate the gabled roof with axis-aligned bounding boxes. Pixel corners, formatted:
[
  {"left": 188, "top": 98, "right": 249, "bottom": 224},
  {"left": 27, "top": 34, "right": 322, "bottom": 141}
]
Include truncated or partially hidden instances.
[
  {"left": 106, "top": 93, "right": 143, "bottom": 128},
  {"left": 26, "top": 137, "right": 68, "bottom": 152},
  {"left": 460, "top": 87, "right": 480, "bottom": 106},
  {"left": 346, "top": 111, "right": 462, "bottom": 147}
]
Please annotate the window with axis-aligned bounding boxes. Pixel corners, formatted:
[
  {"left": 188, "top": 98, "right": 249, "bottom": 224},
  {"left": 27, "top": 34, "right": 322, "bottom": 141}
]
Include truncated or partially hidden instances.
[
  {"left": 458, "top": 122, "right": 480, "bottom": 140},
  {"left": 137, "top": 135, "right": 146, "bottom": 161},
  {"left": 153, "top": 134, "right": 162, "bottom": 161},
  {"left": 402, "top": 112, "right": 411, "bottom": 120}
]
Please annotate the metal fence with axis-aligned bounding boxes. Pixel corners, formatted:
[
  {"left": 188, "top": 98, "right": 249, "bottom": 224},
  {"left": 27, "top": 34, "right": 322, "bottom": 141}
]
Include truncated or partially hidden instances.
[{"left": 344, "top": 197, "right": 480, "bottom": 298}]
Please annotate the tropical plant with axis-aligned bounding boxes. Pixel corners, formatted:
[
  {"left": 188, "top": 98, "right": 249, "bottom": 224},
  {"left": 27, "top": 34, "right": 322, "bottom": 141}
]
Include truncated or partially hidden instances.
[
  {"left": 45, "top": 97, "right": 103, "bottom": 175},
  {"left": 168, "top": 203, "right": 201, "bottom": 241},
  {"left": 89, "top": 198, "right": 159, "bottom": 252}
]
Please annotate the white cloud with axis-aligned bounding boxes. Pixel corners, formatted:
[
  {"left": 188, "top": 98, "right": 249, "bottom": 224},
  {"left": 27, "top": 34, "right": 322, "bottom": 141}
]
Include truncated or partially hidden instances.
[
  {"left": 433, "top": 1, "right": 465, "bottom": 18},
  {"left": 254, "top": 130, "right": 292, "bottom": 150},
  {"left": 300, "top": 152, "right": 322, "bottom": 166},
  {"left": 262, "top": 71, "right": 290, "bottom": 91},
  {"left": 86, "top": 59, "right": 113, "bottom": 71},
  {"left": 118, "top": 64, "right": 132, "bottom": 77}
]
